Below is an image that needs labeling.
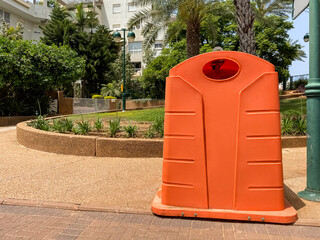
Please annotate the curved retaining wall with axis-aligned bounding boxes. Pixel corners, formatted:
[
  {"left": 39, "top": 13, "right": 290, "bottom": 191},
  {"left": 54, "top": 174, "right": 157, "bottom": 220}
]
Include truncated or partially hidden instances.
[
  {"left": 16, "top": 122, "right": 163, "bottom": 158},
  {"left": 16, "top": 122, "right": 306, "bottom": 158},
  {"left": 0, "top": 116, "right": 35, "bottom": 127}
]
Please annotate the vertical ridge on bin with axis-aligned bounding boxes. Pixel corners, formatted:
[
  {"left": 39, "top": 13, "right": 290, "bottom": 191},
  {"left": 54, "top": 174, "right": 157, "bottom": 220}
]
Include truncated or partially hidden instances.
[{"left": 161, "top": 76, "right": 208, "bottom": 209}]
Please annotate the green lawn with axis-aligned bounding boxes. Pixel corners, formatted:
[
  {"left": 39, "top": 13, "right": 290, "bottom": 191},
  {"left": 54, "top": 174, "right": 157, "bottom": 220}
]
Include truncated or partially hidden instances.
[
  {"left": 67, "top": 97, "right": 306, "bottom": 123},
  {"left": 280, "top": 98, "right": 306, "bottom": 116},
  {"left": 68, "top": 107, "right": 165, "bottom": 122}
]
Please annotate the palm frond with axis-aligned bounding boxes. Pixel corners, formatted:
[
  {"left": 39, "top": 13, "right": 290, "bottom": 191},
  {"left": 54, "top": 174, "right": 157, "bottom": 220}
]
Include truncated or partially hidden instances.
[{"left": 127, "top": 8, "right": 152, "bottom": 29}]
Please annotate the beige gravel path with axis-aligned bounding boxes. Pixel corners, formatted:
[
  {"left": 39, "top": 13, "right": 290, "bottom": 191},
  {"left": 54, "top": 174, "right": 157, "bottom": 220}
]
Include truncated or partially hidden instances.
[
  {"left": 0, "top": 128, "right": 319, "bottom": 225},
  {"left": 0, "top": 128, "right": 162, "bottom": 213}
]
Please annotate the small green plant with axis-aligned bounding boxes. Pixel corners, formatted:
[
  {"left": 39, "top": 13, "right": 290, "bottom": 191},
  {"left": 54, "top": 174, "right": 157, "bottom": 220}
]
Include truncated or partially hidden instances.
[
  {"left": 51, "top": 118, "right": 73, "bottom": 133},
  {"left": 74, "top": 120, "right": 91, "bottom": 135},
  {"left": 108, "top": 118, "right": 121, "bottom": 137},
  {"left": 51, "top": 119, "right": 65, "bottom": 133},
  {"left": 151, "top": 116, "right": 164, "bottom": 137},
  {"left": 293, "top": 115, "right": 307, "bottom": 135},
  {"left": 124, "top": 123, "right": 138, "bottom": 138},
  {"left": 281, "top": 115, "right": 294, "bottom": 135},
  {"left": 28, "top": 115, "right": 50, "bottom": 131},
  {"left": 94, "top": 118, "right": 103, "bottom": 132},
  {"left": 63, "top": 118, "right": 74, "bottom": 132},
  {"left": 144, "top": 126, "right": 156, "bottom": 138}
]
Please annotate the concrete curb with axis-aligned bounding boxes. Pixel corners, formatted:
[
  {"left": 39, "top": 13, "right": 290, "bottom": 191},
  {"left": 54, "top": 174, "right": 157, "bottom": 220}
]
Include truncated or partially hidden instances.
[
  {"left": 0, "top": 197, "right": 319, "bottom": 226},
  {"left": 0, "top": 197, "right": 151, "bottom": 215}
]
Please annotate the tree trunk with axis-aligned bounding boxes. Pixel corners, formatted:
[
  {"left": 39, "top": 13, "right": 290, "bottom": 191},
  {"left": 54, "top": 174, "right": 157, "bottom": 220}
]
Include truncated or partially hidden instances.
[
  {"left": 186, "top": 20, "right": 200, "bottom": 58},
  {"left": 234, "top": 0, "right": 256, "bottom": 55}
]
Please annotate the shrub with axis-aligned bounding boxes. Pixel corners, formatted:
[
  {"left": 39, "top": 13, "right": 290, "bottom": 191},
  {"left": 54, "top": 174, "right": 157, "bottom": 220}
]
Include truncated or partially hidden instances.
[
  {"left": 94, "top": 118, "right": 103, "bottom": 132},
  {"left": 293, "top": 78, "right": 308, "bottom": 90},
  {"left": 28, "top": 115, "right": 50, "bottom": 131},
  {"left": 124, "top": 123, "right": 138, "bottom": 138},
  {"left": 104, "top": 96, "right": 116, "bottom": 99},
  {"left": 92, "top": 95, "right": 103, "bottom": 99},
  {"left": 108, "top": 118, "right": 121, "bottom": 137},
  {"left": 0, "top": 36, "right": 85, "bottom": 116}
]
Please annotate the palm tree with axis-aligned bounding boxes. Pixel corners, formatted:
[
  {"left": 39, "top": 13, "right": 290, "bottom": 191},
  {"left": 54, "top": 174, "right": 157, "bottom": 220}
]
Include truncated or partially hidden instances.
[
  {"left": 69, "top": 2, "right": 87, "bottom": 32},
  {"left": 101, "top": 82, "right": 121, "bottom": 98},
  {"left": 128, "top": 0, "right": 212, "bottom": 58},
  {"left": 233, "top": 0, "right": 256, "bottom": 55},
  {"left": 253, "top": 0, "right": 292, "bottom": 20}
]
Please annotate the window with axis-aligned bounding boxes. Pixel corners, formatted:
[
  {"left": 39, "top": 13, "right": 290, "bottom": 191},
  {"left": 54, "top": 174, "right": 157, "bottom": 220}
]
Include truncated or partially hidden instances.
[
  {"left": 129, "top": 42, "right": 142, "bottom": 54},
  {"left": 4, "top": 12, "right": 10, "bottom": 23},
  {"left": 132, "top": 62, "right": 142, "bottom": 74},
  {"left": 128, "top": 2, "right": 137, "bottom": 12},
  {"left": 0, "top": 9, "right": 10, "bottom": 23},
  {"left": 113, "top": 4, "right": 121, "bottom": 13},
  {"left": 154, "top": 43, "right": 163, "bottom": 49},
  {"left": 112, "top": 24, "right": 121, "bottom": 30}
]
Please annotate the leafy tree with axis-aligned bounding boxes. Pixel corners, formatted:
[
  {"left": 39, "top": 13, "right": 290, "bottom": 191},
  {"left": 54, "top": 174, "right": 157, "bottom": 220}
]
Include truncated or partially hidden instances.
[
  {"left": 81, "top": 25, "right": 118, "bottom": 96},
  {"left": 0, "top": 20, "right": 24, "bottom": 40},
  {"left": 104, "top": 50, "right": 143, "bottom": 99},
  {"left": 139, "top": 40, "right": 187, "bottom": 99},
  {"left": 0, "top": 36, "right": 85, "bottom": 116},
  {"left": 41, "top": 3, "right": 119, "bottom": 97},
  {"left": 40, "top": 4, "right": 76, "bottom": 46},
  {"left": 255, "top": 15, "right": 306, "bottom": 84}
]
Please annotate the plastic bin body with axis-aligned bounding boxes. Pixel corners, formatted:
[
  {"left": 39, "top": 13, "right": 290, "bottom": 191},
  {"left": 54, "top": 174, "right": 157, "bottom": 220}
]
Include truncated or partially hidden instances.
[{"left": 152, "top": 51, "right": 297, "bottom": 223}]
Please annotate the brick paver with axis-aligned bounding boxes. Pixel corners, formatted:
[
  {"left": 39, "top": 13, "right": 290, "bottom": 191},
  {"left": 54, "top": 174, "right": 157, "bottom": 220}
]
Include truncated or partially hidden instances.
[{"left": 0, "top": 205, "right": 319, "bottom": 239}]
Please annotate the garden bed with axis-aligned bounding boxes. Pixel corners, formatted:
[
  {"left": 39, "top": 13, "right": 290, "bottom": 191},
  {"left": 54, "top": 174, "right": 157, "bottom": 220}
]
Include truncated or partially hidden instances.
[{"left": 16, "top": 122, "right": 163, "bottom": 158}]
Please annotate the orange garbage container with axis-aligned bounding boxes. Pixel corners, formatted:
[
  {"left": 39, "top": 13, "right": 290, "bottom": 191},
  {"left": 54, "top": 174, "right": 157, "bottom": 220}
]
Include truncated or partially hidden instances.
[{"left": 151, "top": 51, "right": 297, "bottom": 224}]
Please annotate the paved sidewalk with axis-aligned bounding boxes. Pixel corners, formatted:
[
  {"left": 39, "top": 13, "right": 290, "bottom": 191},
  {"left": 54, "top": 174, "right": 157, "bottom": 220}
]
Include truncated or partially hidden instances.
[{"left": 1, "top": 204, "right": 320, "bottom": 240}]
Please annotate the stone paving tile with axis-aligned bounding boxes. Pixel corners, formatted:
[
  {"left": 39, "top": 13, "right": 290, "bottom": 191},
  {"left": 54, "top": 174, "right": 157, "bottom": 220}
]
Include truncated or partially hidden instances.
[{"left": 0, "top": 205, "right": 318, "bottom": 239}]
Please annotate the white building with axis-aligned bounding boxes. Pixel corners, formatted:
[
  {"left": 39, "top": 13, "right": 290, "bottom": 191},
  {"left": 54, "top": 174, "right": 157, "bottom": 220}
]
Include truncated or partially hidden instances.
[
  {"left": 0, "top": 0, "right": 165, "bottom": 73},
  {"left": 0, "top": 0, "right": 52, "bottom": 41},
  {"left": 97, "top": 0, "right": 165, "bottom": 74}
]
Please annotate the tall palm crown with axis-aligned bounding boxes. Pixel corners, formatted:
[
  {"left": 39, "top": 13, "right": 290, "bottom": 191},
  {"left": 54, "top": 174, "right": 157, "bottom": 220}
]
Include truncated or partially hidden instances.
[
  {"left": 128, "top": 0, "right": 212, "bottom": 58},
  {"left": 253, "top": 0, "right": 292, "bottom": 19}
]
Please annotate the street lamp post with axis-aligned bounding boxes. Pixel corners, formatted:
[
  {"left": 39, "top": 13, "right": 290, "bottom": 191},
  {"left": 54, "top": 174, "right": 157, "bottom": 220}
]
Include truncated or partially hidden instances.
[
  {"left": 113, "top": 29, "right": 135, "bottom": 112},
  {"left": 298, "top": 0, "right": 320, "bottom": 201}
]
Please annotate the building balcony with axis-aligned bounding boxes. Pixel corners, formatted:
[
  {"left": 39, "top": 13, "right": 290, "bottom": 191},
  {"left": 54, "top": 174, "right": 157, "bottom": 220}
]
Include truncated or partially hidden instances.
[{"left": 0, "top": 0, "right": 52, "bottom": 23}]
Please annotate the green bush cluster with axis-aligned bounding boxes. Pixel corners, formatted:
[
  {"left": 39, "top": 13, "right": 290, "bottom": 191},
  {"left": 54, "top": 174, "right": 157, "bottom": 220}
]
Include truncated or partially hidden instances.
[
  {"left": 0, "top": 36, "right": 85, "bottom": 116},
  {"left": 91, "top": 95, "right": 103, "bottom": 99},
  {"left": 104, "top": 96, "right": 116, "bottom": 99},
  {"left": 281, "top": 115, "right": 307, "bottom": 136}
]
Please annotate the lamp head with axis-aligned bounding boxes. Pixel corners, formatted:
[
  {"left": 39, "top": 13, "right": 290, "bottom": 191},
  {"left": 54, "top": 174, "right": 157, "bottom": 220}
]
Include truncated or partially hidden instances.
[
  {"left": 113, "top": 31, "right": 122, "bottom": 43},
  {"left": 127, "top": 31, "right": 136, "bottom": 42},
  {"left": 304, "top": 33, "right": 309, "bottom": 42}
]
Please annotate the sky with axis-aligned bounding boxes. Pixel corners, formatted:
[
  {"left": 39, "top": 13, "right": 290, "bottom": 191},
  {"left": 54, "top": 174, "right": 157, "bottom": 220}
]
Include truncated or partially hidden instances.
[{"left": 288, "top": 9, "right": 309, "bottom": 77}]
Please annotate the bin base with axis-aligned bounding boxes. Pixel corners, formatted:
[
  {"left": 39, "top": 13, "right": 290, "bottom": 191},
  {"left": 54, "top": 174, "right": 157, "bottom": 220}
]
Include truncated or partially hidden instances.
[{"left": 151, "top": 189, "right": 297, "bottom": 224}]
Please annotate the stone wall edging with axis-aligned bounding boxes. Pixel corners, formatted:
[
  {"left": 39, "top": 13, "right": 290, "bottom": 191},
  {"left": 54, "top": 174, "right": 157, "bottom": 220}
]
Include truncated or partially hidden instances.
[
  {"left": 16, "top": 122, "right": 163, "bottom": 158},
  {"left": 0, "top": 116, "right": 35, "bottom": 127},
  {"left": 16, "top": 122, "right": 306, "bottom": 158}
]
